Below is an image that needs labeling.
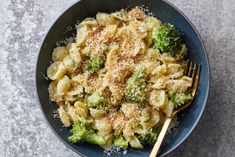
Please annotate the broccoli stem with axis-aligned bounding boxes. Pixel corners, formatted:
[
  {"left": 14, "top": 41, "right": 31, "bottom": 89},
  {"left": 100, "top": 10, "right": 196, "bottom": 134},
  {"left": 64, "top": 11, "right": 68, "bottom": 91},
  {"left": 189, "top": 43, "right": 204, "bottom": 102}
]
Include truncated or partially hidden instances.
[{"left": 114, "top": 136, "right": 128, "bottom": 148}]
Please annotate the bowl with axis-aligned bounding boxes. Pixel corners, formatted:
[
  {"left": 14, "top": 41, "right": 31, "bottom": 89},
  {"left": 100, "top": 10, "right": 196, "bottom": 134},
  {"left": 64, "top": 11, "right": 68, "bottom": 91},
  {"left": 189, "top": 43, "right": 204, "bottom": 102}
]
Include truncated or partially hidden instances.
[{"left": 35, "top": 0, "right": 210, "bottom": 156}]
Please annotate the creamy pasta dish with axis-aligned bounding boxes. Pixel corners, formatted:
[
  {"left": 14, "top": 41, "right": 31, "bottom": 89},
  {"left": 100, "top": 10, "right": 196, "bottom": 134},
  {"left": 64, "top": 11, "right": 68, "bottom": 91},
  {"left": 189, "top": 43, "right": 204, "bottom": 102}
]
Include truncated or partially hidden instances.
[{"left": 47, "top": 7, "right": 193, "bottom": 149}]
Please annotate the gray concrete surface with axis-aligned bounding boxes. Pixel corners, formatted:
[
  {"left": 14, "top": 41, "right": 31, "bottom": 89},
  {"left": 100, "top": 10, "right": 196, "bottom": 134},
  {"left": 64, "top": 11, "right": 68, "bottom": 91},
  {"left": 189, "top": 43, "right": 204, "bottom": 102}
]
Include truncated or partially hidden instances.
[{"left": 0, "top": 0, "right": 234, "bottom": 157}]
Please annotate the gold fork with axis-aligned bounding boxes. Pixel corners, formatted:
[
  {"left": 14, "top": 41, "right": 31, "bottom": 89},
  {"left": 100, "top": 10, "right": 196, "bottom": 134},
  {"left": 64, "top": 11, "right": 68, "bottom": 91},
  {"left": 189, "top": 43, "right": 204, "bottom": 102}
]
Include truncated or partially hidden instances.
[{"left": 149, "top": 61, "right": 201, "bottom": 157}]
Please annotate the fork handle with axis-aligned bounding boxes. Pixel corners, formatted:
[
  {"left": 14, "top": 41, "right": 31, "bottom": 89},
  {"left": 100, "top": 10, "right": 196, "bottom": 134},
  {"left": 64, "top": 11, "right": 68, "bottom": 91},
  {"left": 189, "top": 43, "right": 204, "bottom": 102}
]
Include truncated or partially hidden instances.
[{"left": 149, "top": 117, "right": 172, "bottom": 157}]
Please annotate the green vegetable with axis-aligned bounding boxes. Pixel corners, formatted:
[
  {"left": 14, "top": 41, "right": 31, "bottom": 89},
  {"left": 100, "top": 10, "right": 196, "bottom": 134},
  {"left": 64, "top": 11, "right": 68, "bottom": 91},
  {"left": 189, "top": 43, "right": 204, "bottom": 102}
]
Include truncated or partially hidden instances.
[
  {"left": 86, "top": 134, "right": 106, "bottom": 145},
  {"left": 114, "top": 136, "right": 129, "bottom": 148},
  {"left": 141, "top": 108, "right": 150, "bottom": 123},
  {"left": 169, "top": 92, "right": 192, "bottom": 106},
  {"left": 86, "top": 56, "right": 105, "bottom": 73},
  {"left": 68, "top": 119, "right": 105, "bottom": 145},
  {"left": 152, "top": 23, "right": 182, "bottom": 56},
  {"left": 138, "top": 128, "right": 160, "bottom": 145},
  {"left": 87, "top": 92, "right": 106, "bottom": 108},
  {"left": 125, "top": 67, "right": 147, "bottom": 103}
]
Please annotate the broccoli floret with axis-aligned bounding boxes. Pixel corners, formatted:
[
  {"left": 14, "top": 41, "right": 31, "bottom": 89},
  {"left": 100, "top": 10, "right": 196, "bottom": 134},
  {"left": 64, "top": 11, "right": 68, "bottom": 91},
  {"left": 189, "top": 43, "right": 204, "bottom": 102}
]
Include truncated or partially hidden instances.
[
  {"left": 68, "top": 121, "right": 87, "bottom": 143},
  {"left": 86, "top": 134, "right": 106, "bottom": 145},
  {"left": 169, "top": 92, "right": 192, "bottom": 107},
  {"left": 68, "top": 119, "right": 105, "bottom": 145},
  {"left": 141, "top": 108, "right": 151, "bottom": 123},
  {"left": 152, "top": 23, "right": 182, "bottom": 56},
  {"left": 114, "top": 136, "right": 129, "bottom": 148},
  {"left": 125, "top": 67, "right": 147, "bottom": 103},
  {"left": 86, "top": 56, "right": 105, "bottom": 73},
  {"left": 138, "top": 129, "right": 160, "bottom": 145},
  {"left": 87, "top": 92, "right": 106, "bottom": 108}
]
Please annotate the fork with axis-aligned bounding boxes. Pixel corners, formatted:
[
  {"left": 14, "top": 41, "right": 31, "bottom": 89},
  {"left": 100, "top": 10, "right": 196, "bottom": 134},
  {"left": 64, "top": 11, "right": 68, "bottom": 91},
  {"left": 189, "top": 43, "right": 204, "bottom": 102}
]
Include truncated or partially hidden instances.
[{"left": 149, "top": 61, "right": 201, "bottom": 157}]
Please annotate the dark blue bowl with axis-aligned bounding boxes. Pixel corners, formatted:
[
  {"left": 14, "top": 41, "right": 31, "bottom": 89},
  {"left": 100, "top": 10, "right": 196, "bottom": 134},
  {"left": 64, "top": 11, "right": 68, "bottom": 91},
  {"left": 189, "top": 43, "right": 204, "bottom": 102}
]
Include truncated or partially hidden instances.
[{"left": 35, "top": 0, "right": 210, "bottom": 156}]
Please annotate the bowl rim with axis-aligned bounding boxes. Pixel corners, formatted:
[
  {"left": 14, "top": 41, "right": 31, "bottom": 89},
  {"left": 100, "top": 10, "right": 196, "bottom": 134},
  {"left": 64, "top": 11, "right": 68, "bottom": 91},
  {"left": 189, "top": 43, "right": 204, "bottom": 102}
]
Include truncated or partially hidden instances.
[{"left": 34, "top": 0, "right": 210, "bottom": 156}]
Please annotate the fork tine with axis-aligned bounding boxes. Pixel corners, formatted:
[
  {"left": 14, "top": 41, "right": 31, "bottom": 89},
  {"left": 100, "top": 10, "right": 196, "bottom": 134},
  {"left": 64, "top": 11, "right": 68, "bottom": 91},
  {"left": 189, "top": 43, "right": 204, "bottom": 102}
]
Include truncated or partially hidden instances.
[
  {"left": 187, "top": 61, "right": 193, "bottom": 76},
  {"left": 184, "top": 60, "right": 189, "bottom": 75},
  {"left": 191, "top": 63, "right": 197, "bottom": 79},
  {"left": 192, "top": 64, "right": 200, "bottom": 97}
]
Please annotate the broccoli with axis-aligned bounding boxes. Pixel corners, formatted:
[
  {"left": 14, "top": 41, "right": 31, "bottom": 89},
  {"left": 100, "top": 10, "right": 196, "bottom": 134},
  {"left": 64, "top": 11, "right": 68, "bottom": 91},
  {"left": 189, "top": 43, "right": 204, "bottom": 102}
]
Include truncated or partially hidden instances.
[
  {"left": 169, "top": 92, "right": 192, "bottom": 107},
  {"left": 137, "top": 129, "right": 160, "bottom": 145},
  {"left": 86, "top": 134, "right": 106, "bottom": 145},
  {"left": 152, "top": 23, "right": 182, "bottom": 56},
  {"left": 125, "top": 67, "right": 147, "bottom": 103},
  {"left": 86, "top": 56, "right": 105, "bottom": 73},
  {"left": 68, "top": 119, "right": 106, "bottom": 145},
  {"left": 87, "top": 92, "right": 106, "bottom": 108},
  {"left": 114, "top": 136, "right": 129, "bottom": 148},
  {"left": 68, "top": 121, "right": 88, "bottom": 143},
  {"left": 141, "top": 108, "right": 151, "bottom": 123}
]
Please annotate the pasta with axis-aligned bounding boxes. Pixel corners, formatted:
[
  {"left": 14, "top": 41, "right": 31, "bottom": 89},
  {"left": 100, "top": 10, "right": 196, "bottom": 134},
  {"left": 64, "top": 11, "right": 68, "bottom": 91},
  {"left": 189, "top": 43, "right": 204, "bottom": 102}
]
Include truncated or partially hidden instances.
[
  {"left": 47, "top": 62, "right": 66, "bottom": 80},
  {"left": 56, "top": 75, "right": 70, "bottom": 95},
  {"left": 149, "top": 90, "right": 168, "bottom": 108},
  {"left": 63, "top": 55, "right": 75, "bottom": 73},
  {"left": 58, "top": 105, "right": 71, "bottom": 127},
  {"left": 47, "top": 7, "right": 193, "bottom": 149},
  {"left": 52, "top": 46, "right": 68, "bottom": 62}
]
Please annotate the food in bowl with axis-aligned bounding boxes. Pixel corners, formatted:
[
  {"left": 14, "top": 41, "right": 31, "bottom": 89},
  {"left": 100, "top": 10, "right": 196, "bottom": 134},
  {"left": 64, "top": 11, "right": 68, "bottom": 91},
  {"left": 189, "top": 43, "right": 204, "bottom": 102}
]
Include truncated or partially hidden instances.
[{"left": 47, "top": 7, "right": 193, "bottom": 149}]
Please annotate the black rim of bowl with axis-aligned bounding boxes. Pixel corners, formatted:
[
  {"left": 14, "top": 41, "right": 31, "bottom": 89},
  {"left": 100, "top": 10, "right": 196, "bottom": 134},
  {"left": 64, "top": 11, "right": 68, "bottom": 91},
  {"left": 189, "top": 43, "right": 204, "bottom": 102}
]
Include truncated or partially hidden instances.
[{"left": 34, "top": 0, "right": 210, "bottom": 156}]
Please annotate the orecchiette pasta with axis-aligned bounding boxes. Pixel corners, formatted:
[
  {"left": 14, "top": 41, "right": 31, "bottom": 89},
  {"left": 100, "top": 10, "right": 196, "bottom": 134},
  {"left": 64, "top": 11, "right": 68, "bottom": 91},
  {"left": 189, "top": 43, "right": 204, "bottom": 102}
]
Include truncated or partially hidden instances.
[
  {"left": 146, "top": 48, "right": 161, "bottom": 61},
  {"left": 145, "top": 16, "right": 162, "bottom": 31},
  {"left": 122, "top": 119, "right": 137, "bottom": 141},
  {"left": 47, "top": 7, "right": 193, "bottom": 150},
  {"left": 160, "top": 53, "right": 177, "bottom": 63},
  {"left": 58, "top": 105, "right": 71, "bottom": 127},
  {"left": 48, "top": 81, "right": 63, "bottom": 102},
  {"left": 151, "top": 77, "right": 167, "bottom": 89},
  {"left": 96, "top": 12, "right": 119, "bottom": 26},
  {"left": 166, "top": 76, "right": 192, "bottom": 92},
  {"left": 74, "top": 101, "right": 88, "bottom": 118},
  {"left": 167, "top": 63, "right": 184, "bottom": 78},
  {"left": 56, "top": 75, "right": 70, "bottom": 95},
  {"left": 93, "top": 118, "right": 112, "bottom": 135},
  {"left": 129, "top": 136, "right": 143, "bottom": 149},
  {"left": 101, "top": 25, "right": 117, "bottom": 39},
  {"left": 66, "top": 82, "right": 83, "bottom": 100},
  {"left": 89, "top": 108, "right": 106, "bottom": 119},
  {"left": 162, "top": 100, "right": 175, "bottom": 117},
  {"left": 152, "top": 64, "right": 167, "bottom": 78},
  {"left": 69, "top": 43, "right": 82, "bottom": 65},
  {"left": 63, "top": 55, "right": 75, "bottom": 73},
  {"left": 52, "top": 46, "right": 68, "bottom": 62},
  {"left": 47, "top": 62, "right": 66, "bottom": 80},
  {"left": 78, "top": 18, "right": 98, "bottom": 27},
  {"left": 76, "top": 25, "right": 90, "bottom": 46},
  {"left": 143, "top": 109, "right": 160, "bottom": 127},
  {"left": 66, "top": 102, "right": 80, "bottom": 122}
]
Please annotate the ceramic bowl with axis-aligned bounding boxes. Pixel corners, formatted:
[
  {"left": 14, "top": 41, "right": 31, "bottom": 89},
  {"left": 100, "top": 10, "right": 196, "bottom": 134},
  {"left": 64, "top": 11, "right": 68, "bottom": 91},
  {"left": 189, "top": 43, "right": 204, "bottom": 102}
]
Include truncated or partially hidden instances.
[{"left": 35, "top": 0, "right": 210, "bottom": 156}]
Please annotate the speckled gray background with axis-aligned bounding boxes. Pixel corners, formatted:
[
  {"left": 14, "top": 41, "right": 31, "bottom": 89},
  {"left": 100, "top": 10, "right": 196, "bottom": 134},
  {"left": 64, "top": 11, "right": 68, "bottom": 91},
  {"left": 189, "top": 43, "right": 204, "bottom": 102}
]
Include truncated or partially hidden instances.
[{"left": 0, "top": 0, "right": 234, "bottom": 157}]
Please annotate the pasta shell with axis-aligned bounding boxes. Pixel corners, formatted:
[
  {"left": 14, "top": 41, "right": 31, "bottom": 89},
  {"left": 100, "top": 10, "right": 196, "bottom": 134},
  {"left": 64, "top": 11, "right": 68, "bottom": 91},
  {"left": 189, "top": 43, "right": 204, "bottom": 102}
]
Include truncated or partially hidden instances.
[
  {"left": 56, "top": 75, "right": 70, "bottom": 95},
  {"left": 52, "top": 46, "right": 68, "bottom": 62},
  {"left": 58, "top": 105, "right": 71, "bottom": 127},
  {"left": 47, "top": 62, "right": 66, "bottom": 80},
  {"left": 149, "top": 90, "right": 168, "bottom": 109}
]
